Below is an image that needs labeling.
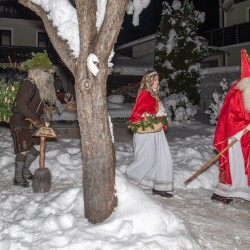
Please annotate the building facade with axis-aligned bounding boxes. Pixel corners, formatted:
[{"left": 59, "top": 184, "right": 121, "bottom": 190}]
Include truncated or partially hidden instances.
[
  {"left": 0, "top": 0, "right": 72, "bottom": 93},
  {"left": 0, "top": 0, "right": 56, "bottom": 65},
  {"left": 204, "top": 0, "right": 250, "bottom": 66},
  {"left": 1, "top": 0, "right": 247, "bottom": 95}
]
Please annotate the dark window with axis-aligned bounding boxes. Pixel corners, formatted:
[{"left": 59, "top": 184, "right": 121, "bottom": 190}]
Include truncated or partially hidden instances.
[
  {"left": 0, "top": 3, "right": 16, "bottom": 14},
  {"left": 38, "top": 32, "right": 48, "bottom": 48},
  {"left": 0, "top": 30, "right": 11, "bottom": 46},
  {"left": 234, "top": 0, "right": 247, "bottom": 4}
]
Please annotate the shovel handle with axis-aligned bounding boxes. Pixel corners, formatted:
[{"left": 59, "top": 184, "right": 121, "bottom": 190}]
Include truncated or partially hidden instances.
[{"left": 39, "top": 136, "right": 46, "bottom": 169}]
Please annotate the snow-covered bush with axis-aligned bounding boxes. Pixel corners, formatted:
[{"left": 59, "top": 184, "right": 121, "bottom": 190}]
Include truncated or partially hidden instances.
[
  {"left": 205, "top": 78, "right": 229, "bottom": 125},
  {"left": 162, "top": 93, "right": 197, "bottom": 126}
]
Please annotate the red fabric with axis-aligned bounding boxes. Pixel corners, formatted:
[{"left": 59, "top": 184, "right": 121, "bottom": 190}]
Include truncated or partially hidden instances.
[
  {"left": 241, "top": 49, "right": 250, "bottom": 79},
  {"left": 129, "top": 89, "right": 158, "bottom": 123},
  {"left": 214, "top": 81, "right": 250, "bottom": 185}
]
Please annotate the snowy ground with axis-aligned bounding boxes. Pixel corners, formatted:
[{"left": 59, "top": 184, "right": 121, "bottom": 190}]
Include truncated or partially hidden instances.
[
  {"left": 0, "top": 118, "right": 249, "bottom": 250},
  {"left": 114, "top": 121, "right": 250, "bottom": 250}
]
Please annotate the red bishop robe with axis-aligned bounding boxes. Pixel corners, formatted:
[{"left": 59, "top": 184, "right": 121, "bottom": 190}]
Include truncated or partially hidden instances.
[
  {"left": 129, "top": 89, "right": 158, "bottom": 123},
  {"left": 214, "top": 81, "right": 250, "bottom": 185}
]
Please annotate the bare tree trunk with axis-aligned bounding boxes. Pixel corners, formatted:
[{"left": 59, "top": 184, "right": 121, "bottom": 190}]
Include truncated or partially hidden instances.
[
  {"left": 19, "top": 0, "right": 128, "bottom": 224},
  {"left": 75, "top": 65, "right": 117, "bottom": 223}
]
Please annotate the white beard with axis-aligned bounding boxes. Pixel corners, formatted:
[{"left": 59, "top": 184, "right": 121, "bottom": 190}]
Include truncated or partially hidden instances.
[
  {"left": 236, "top": 77, "right": 250, "bottom": 113},
  {"left": 28, "top": 68, "right": 57, "bottom": 105}
]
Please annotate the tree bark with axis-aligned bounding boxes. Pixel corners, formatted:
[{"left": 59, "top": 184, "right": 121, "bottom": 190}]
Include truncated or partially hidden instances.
[
  {"left": 75, "top": 66, "right": 117, "bottom": 223},
  {"left": 18, "top": 0, "right": 127, "bottom": 224}
]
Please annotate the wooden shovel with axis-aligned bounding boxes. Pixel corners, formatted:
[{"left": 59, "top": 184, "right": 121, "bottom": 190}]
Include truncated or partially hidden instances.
[
  {"left": 184, "top": 129, "right": 248, "bottom": 185},
  {"left": 32, "top": 125, "right": 57, "bottom": 193}
]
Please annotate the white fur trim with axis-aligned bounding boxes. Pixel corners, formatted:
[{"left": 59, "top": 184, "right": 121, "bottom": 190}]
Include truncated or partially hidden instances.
[{"left": 236, "top": 77, "right": 250, "bottom": 112}]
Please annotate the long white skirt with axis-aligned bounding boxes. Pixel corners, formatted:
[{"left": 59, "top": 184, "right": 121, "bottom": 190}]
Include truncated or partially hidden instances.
[
  {"left": 126, "top": 130, "right": 174, "bottom": 192},
  {"left": 214, "top": 139, "right": 250, "bottom": 201}
]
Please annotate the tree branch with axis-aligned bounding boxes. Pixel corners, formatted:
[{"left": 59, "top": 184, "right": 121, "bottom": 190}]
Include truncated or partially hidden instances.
[
  {"left": 75, "top": 0, "right": 97, "bottom": 61},
  {"left": 18, "top": 0, "right": 76, "bottom": 75},
  {"left": 94, "top": 0, "right": 127, "bottom": 61}
]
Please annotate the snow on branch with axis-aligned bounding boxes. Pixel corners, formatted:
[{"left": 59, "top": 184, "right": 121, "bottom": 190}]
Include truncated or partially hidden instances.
[
  {"left": 126, "top": 0, "right": 151, "bottom": 26},
  {"left": 87, "top": 54, "right": 99, "bottom": 76},
  {"left": 96, "top": 0, "right": 107, "bottom": 32},
  {"left": 28, "top": 0, "right": 151, "bottom": 61},
  {"left": 30, "top": 0, "right": 79, "bottom": 57}
]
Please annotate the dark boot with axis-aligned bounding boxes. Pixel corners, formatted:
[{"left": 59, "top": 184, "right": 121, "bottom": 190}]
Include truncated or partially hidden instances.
[
  {"left": 211, "top": 193, "right": 233, "bottom": 205},
  {"left": 152, "top": 189, "right": 173, "bottom": 198},
  {"left": 13, "top": 153, "right": 29, "bottom": 188},
  {"left": 23, "top": 146, "right": 39, "bottom": 180}
]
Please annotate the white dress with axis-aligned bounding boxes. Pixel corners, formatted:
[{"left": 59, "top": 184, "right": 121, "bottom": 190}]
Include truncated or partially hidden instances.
[
  {"left": 126, "top": 101, "right": 174, "bottom": 192},
  {"left": 214, "top": 138, "right": 250, "bottom": 201}
]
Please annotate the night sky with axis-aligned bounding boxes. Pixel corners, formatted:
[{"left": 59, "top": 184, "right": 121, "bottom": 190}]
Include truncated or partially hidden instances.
[{"left": 116, "top": 0, "right": 220, "bottom": 46}]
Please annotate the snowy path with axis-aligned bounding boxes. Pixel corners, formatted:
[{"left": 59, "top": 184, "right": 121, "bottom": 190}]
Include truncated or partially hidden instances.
[
  {"left": 151, "top": 189, "right": 250, "bottom": 250},
  {"left": 114, "top": 120, "right": 250, "bottom": 250}
]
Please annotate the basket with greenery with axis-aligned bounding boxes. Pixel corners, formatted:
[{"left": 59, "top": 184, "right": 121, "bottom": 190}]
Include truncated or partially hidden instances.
[{"left": 128, "top": 113, "right": 168, "bottom": 134}]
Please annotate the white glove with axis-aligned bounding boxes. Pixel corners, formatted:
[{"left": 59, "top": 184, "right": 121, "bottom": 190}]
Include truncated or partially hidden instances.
[
  {"left": 247, "top": 124, "right": 250, "bottom": 131},
  {"left": 233, "top": 129, "right": 244, "bottom": 141},
  {"left": 55, "top": 99, "right": 64, "bottom": 115}
]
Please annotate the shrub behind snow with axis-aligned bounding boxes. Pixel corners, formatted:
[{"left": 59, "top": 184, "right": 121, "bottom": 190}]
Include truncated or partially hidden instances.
[
  {"left": 107, "top": 94, "right": 124, "bottom": 104},
  {"left": 205, "top": 78, "right": 229, "bottom": 125},
  {"left": 163, "top": 93, "right": 197, "bottom": 126}
]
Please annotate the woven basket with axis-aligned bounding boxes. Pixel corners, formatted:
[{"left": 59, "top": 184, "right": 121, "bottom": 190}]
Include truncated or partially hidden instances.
[
  {"left": 137, "top": 122, "right": 163, "bottom": 134},
  {"left": 63, "top": 101, "right": 77, "bottom": 112}
]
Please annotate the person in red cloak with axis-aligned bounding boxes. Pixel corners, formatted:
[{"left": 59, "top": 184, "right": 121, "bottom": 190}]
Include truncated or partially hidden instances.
[
  {"left": 211, "top": 49, "right": 250, "bottom": 204},
  {"left": 126, "top": 70, "right": 174, "bottom": 198}
]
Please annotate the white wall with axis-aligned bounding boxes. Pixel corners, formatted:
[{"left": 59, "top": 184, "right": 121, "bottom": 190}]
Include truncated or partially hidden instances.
[
  {"left": 0, "top": 18, "right": 44, "bottom": 46},
  {"left": 220, "top": 0, "right": 250, "bottom": 27}
]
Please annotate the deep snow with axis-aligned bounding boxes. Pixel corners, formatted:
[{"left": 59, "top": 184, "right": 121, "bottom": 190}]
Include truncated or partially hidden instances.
[{"left": 0, "top": 117, "right": 249, "bottom": 250}]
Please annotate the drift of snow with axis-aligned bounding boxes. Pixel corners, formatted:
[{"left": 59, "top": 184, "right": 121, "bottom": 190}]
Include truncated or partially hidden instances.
[{"left": 1, "top": 125, "right": 199, "bottom": 250}]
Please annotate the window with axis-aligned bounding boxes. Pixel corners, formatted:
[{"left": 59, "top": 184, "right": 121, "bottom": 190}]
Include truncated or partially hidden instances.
[
  {"left": 38, "top": 32, "right": 48, "bottom": 48},
  {"left": 234, "top": 0, "right": 247, "bottom": 4},
  {"left": 0, "top": 30, "right": 11, "bottom": 46},
  {"left": 0, "top": 3, "right": 16, "bottom": 14}
]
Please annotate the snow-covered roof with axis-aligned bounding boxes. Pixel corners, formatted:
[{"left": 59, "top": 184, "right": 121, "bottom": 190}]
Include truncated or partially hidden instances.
[
  {"left": 112, "top": 54, "right": 153, "bottom": 75},
  {"left": 115, "top": 34, "right": 156, "bottom": 51},
  {"left": 201, "top": 65, "right": 240, "bottom": 75}
]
